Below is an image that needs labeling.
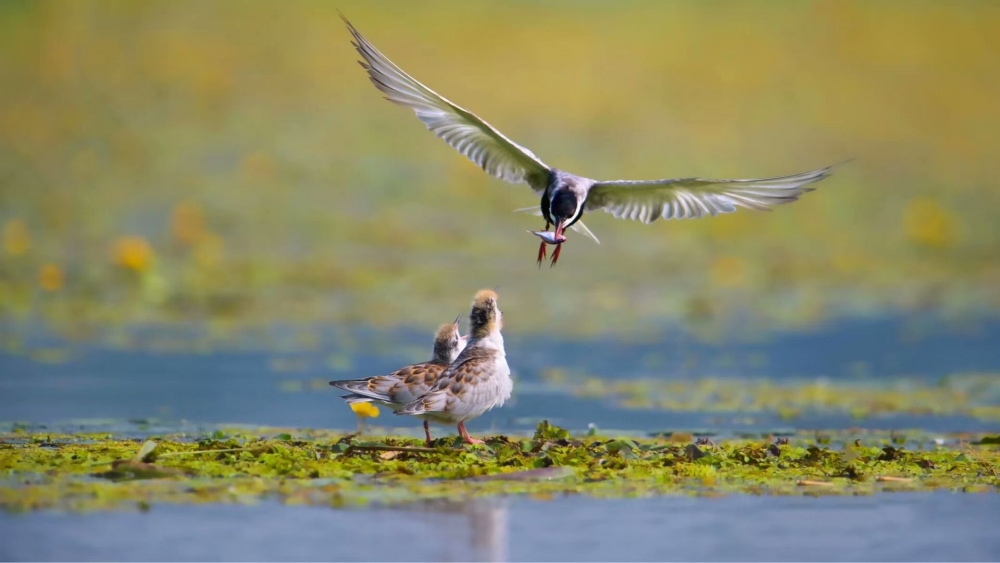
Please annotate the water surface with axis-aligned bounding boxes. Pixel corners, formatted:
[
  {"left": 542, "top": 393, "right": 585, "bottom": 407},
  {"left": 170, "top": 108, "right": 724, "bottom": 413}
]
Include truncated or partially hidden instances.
[
  {"left": 2, "top": 315, "right": 999, "bottom": 435},
  {"left": 2, "top": 315, "right": 999, "bottom": 562},
  {"left": 2, "top": 493, "right": 998, "bottom": 561}
]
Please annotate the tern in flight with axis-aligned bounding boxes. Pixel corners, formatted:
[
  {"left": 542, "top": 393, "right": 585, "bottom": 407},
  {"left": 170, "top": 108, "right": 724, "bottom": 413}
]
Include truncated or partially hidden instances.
[{"left": 342, "top": 15, "right": 839, "bottom": 266}]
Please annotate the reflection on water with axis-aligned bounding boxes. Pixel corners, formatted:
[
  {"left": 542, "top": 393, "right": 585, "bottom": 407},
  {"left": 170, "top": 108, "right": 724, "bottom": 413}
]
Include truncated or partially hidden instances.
[
  {"left": 1, "top": 494, "right": 998, "bottom": 561},
  {"left": 396, "top": 499, "right": 508, "bottom": 562}
]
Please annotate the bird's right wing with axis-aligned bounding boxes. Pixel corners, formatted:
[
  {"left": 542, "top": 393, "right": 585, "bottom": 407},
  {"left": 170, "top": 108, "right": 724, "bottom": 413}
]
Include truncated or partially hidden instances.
[
  {"left": 585, "top": 165, "right": 835, "bottom": 224},
  {"left": 342, "top": 15, "right": 551, "bottom": 191}
]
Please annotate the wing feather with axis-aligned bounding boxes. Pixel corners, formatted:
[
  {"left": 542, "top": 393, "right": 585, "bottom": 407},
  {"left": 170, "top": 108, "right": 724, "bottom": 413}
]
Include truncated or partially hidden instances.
[
  {"left": 342, "top": 15, "right": 550, "bottom": 190},
  {"left": 330, "top": 363, "right": 445, "bottom": 407},
  {"left": 586, "top": 165, "right": 836, "bottom": 224}
]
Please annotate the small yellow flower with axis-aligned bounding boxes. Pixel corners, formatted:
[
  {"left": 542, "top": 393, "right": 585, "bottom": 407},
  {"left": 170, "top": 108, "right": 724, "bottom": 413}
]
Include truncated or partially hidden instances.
[
  {"left": 350, "top": 402, "right": 380, "bottom": 419},
  {"left": 3, "top": 219, "right": 30, "bottom": 256},
  {"left": 38, "top": 263, "right": 64, "bottom": 292},
  {"left": 114, "top": 236, "right": 154, "bottom": 273}
]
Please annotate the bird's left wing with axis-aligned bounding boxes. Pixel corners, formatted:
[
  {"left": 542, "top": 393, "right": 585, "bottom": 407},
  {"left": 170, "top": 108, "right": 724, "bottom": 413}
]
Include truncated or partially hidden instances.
[
  {"left": 585, "top": 165, "right": 836, "bottom": 224},
  {"left": 342, "top": 15, "right": 551, "bottom": 190}
]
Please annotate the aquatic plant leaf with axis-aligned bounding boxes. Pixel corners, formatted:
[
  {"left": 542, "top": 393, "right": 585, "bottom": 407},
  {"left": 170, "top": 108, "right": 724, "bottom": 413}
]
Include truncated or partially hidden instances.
[
  {"left": 605, "top": 438, "right": 640, "bottom": 459},
  {"left": 134, "top": 440, "right": 158, "bottom": 463},
  {"left": 532, "top": 421, "right": 570, "bottom": 443}
]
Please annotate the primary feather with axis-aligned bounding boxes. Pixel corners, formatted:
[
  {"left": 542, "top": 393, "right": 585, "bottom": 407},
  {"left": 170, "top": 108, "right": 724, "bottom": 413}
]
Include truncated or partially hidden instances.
[
  {"left": 585, "top": 166, "right": 834, "bottom": 224},
  {"left": 342, "top": 14, "right": 550, "bottom": 189}
]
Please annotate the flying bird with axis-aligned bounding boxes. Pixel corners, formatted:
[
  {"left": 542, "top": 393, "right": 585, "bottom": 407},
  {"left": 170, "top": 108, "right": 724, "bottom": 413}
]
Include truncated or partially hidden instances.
[
  {"left": 330, "top": 318, "right": 468, "bottom": 445},
  {"left": 342, "top": 15, "right": 838, "bottom": 266}
]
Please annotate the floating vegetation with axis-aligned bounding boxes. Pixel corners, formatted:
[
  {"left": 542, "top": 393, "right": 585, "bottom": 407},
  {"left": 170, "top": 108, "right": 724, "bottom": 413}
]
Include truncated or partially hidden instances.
[
  {"left": 2, "top": 423, "right": 997, "bottom": 513},
  {"left": 540, "top": 373, "right": 1000, "bottom": 421}
]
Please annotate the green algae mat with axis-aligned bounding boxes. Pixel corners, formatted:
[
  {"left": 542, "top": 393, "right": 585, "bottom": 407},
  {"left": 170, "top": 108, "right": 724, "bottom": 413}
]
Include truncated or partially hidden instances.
[{"left": 3, "top": 422, "right": 998, "bottom": 513}]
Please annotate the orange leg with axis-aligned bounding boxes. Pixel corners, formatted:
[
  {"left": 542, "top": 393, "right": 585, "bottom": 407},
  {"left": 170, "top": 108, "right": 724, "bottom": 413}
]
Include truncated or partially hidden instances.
[
  {"left": 550, "top": 243, "right": 563, "bottom": 267},
  {"left": 457, "top": 421, "right": 484, "bottom": 445},
  {"left": 424, "top": 420, "right": 433, "bottom": 446},
  {"left": 536, "top": 220, "right": 552, "bottom": 267}
]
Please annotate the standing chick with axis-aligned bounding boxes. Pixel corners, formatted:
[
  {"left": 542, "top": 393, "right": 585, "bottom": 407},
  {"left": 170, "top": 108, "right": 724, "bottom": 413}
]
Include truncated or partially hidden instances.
[
  {"left": 396, "top": 289, "right": 512, "bottom": 445},
  {"left": 330, "top": 319, "right": 467, "bottom": 444}
]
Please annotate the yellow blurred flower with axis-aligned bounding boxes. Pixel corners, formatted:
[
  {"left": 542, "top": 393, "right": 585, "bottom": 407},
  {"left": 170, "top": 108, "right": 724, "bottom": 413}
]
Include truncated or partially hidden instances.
[
  {"left": 114, "top": 236, "right": 154, "bottom": 272},
  {"left": 903, "top": 197, "right": 956, "bottom": 249},
  {"left": 710, "top": 255, "right": 749, "bottom": 288},
  {"left": 350, "top": 402, "right": 380, "bottom": 418},
  {"left": 3, "top": 219, "right": 30, "bottom": 256},
  {"left": 170, "top": 200, "right": 207, "bottom": 246},
  {"left": 38, "top": 263, "right": 64, "bottom": 292}
]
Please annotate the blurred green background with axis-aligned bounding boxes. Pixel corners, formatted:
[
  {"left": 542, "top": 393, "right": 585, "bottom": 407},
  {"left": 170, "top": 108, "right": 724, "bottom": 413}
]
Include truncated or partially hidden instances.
[{"left": 2, "top": 0, "right": 999, "bottom": 340}]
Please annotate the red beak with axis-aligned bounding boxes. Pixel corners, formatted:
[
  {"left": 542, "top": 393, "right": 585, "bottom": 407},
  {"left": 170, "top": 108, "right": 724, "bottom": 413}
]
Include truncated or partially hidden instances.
[{"left": 553, "top": 220, "right": 567, "bottom": 241}]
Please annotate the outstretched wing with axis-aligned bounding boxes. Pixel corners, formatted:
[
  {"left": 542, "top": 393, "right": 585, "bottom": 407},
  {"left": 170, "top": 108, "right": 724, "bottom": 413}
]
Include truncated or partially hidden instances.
[
  {"left": 585, "top": 165, "right": 836, "bottom": 224},
  {"left": 342, "top": 15, "right": 551, "bottom": 190}
]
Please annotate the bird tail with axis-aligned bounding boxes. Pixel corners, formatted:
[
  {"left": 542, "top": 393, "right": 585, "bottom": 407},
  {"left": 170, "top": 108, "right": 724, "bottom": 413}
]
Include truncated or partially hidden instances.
[
  {"left": 340, "top": 393, "right": 374, "bottom": 405},
  {"left": 329, "top": 379, "right": 392, "bottom": 404},
  {"left": 513, "top": 207, "right": 600, "bottom": 244},
  {"left": 513, "top": 206, "right": 541, "bottom": 215},
  {"left": 395, "top": 391, "right": 447, "bottom": 417}
]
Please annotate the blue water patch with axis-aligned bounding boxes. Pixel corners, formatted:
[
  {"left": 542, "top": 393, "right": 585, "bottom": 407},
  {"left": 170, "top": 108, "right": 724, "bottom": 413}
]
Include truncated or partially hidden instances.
[
  {"left": 1, "top": 314, "right": 999, "bottom": 435},
  {"left": 1, "top": 493, "right": 998, "bottom": 561}
]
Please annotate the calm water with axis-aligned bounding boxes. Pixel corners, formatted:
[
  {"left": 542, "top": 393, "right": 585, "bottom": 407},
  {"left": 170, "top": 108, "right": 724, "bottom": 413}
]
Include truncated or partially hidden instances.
[
  {"left": 2, "top": 315, "right": 999, "bottom": 562},
  {"left": 2, "top": 315, "right": 999, "bottom": 435},
  {"left": 1, "top": 494, "right": 999, "bottom": 561}
]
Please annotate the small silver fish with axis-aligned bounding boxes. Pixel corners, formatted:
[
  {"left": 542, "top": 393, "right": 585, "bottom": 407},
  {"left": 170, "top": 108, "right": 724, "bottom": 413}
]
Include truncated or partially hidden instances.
[{"left": 527, "top": 230, "right": 566, "bottom": 245}]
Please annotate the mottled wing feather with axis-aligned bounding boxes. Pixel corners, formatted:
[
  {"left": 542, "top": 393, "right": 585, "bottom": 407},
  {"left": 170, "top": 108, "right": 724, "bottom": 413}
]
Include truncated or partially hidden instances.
[
  {"left": 331, "top": 363, "right": 446, "bottom": 406},
  {"left": 396, "top": 350, "right": 494, "bottom": 416},
  {"left": 342, "top": 16, "right": 551, "bottom": 190},
  {"left": 386, "top": 364, "right": 447, "bottom": 404},
  {"left": 585, "top": 165, "right": 835, "bottom": 224}
]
